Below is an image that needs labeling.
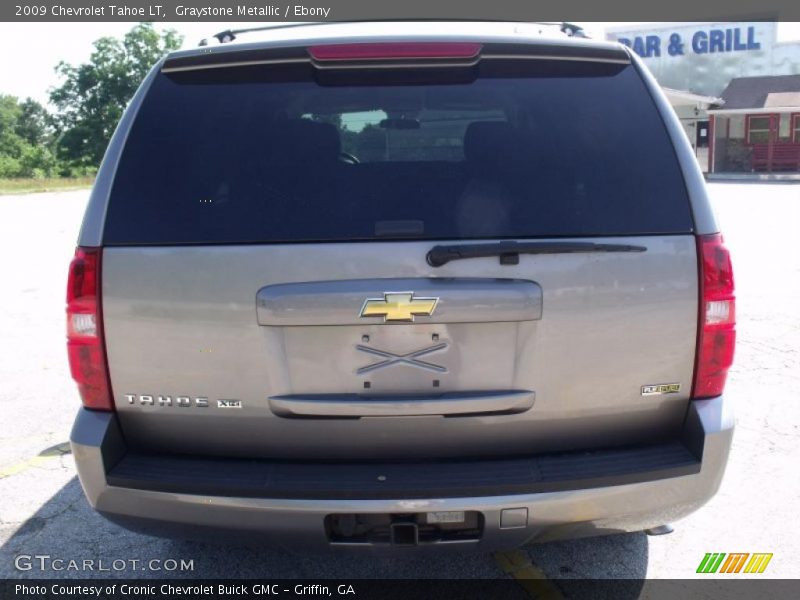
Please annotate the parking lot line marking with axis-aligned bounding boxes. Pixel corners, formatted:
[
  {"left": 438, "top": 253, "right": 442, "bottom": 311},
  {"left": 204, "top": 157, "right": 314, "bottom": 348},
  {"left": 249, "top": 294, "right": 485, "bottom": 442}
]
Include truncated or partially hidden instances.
[
  {"left": 0, "top": 442, "right": 71, "bottom": 479},
  {"left": 493, "top": 550, "right": 564, "bottom": 600}
]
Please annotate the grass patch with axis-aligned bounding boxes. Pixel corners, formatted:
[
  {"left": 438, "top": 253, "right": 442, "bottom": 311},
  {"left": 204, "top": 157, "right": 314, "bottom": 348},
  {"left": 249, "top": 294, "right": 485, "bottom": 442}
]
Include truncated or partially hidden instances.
[{"left": 0, "top": 177, "right": 94, "bottom": 195}]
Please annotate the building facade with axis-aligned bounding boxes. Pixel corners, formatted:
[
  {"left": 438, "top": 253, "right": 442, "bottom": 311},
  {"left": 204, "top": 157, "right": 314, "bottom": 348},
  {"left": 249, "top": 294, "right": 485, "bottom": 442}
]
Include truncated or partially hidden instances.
[{"left": 607, "top": 22, "right": 800, "bottom": 175}]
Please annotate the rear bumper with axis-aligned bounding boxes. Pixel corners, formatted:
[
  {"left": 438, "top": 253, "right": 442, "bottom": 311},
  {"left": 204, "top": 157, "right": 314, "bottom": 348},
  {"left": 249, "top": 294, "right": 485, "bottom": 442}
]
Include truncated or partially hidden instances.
[{"left": 70, "top": 396, "right": 733, "bottom": 551}]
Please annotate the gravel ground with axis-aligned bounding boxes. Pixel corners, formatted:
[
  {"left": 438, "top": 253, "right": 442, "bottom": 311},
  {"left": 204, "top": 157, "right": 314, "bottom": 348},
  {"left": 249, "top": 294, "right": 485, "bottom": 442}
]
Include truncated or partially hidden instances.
[{"left": 0, "top": 184, "right": 798, "bottom": 583}]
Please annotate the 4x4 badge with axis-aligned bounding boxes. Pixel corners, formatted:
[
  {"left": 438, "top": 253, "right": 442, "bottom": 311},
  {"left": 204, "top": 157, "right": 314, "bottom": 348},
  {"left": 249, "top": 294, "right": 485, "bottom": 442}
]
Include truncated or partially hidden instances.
[{"left": 360, "top": 291, "right": 438, "bottom": 322}]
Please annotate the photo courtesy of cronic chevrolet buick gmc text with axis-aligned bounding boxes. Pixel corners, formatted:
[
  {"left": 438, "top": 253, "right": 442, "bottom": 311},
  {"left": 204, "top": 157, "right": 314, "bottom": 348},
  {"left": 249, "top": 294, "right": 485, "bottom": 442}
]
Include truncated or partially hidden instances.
[{"left": 66, "top": 22, "right": 735, "bottom": 551}]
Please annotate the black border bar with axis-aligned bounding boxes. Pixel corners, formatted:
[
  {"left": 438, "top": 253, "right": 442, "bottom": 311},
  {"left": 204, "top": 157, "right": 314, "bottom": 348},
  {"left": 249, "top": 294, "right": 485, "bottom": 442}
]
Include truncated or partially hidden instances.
[
  {"left": 3, "top": 579, "right": 800, "bottom": 600},
  {"left": 1, "top": 1, "right": 797, "bottom": 22}
]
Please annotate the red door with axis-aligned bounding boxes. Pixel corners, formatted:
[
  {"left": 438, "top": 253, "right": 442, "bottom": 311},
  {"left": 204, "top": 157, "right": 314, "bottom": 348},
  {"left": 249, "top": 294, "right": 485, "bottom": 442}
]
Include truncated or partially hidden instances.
[{"left": 746, "top": 114, "right": 778, "bottom": 172}]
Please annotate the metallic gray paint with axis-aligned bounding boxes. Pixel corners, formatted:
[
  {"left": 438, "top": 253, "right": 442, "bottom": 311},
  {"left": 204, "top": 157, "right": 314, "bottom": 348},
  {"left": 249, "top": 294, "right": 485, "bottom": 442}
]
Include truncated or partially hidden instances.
[
  {"left": 69, "top": 394, "right": 733, "bottom": 550},
  {"left": 102, "top": 236, "right": 697, "bottom": 460}
]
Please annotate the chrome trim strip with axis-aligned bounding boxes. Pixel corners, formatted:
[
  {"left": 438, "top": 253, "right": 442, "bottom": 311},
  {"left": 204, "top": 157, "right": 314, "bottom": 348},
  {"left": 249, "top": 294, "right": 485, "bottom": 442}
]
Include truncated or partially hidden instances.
[
  {"left": 161, "top": 57, "right": 309, "bottom": 73},
  {"left": 483, "top": 53, "right": 630, "bottom": 64}
]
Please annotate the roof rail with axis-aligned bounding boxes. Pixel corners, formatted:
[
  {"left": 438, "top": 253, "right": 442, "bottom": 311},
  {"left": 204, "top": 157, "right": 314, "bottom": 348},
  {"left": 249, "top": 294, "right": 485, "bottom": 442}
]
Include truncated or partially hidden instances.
[
  {"left": 560, "top": 22, "right": 589, "bottom": 38},
  {"left": 523, "top": 21, "right": 589, "bottom": 38},
  {"left": 198, "top": 22, "right": 352, "bottom": 46},
  {"left": 197, "top": 21, "right": 589, "bottom": 47}
]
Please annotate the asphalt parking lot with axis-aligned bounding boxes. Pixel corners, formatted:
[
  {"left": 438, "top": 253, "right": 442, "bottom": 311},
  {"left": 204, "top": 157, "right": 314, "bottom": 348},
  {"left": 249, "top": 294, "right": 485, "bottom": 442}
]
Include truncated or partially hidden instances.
[{"left": 0, "top": 183, "right": 798, "bottom": 586}]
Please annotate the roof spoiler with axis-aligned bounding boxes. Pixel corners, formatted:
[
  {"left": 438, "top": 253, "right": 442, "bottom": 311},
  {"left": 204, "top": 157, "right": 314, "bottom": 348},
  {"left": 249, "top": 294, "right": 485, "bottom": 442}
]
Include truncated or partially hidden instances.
[{"left": 164, "top": 40, "right": 628, "bottom": 74}]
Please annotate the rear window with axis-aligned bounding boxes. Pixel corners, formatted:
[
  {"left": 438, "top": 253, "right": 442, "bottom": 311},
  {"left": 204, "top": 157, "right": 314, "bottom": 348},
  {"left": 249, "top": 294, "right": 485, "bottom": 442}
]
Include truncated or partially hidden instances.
[{"left": 103, "top": 60, "right": 693, "bottom": 245}]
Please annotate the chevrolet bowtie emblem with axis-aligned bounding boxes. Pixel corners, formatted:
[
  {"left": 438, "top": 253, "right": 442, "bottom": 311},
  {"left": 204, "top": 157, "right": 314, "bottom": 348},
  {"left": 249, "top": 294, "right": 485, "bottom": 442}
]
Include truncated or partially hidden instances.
[{"left": 360, "top": 292, "right": 439, "bottom": 322}]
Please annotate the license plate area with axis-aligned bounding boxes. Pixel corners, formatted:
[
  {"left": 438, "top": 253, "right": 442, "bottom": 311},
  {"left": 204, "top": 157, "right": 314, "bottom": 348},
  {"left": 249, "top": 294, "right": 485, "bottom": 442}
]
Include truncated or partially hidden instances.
[
  {"left": 325, "top": 512, "right": 483, "bottom": 545},
  {"left": 426, "top": 510, "right": 466, "bottom": 524},
  {"left": 282, "top": 322, "right": 519, "bottom": 395}
]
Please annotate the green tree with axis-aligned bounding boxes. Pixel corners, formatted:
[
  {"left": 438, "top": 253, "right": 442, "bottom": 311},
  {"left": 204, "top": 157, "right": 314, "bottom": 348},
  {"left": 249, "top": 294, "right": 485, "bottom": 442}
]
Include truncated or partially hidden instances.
[
  {"left": 16, "top": 98, "right": 52, "bottom": 146},
  {"left": 50, "top": 23, "right": 182, "bottom": 170},
  {"left": 0, "top": 94, "right": 58, "bottom": 178}
]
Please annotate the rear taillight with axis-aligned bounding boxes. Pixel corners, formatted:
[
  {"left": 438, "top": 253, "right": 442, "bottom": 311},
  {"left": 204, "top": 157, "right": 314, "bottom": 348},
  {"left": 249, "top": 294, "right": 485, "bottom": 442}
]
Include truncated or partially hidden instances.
[
  {"left": 308, "top": 42, "right": 482, "bottom": 61},
  {"left": 66, "top": 247, "right": 113, "bottom": 410},
  {"left": 692, "top": 234, "right": 736, "bottom": 399}
]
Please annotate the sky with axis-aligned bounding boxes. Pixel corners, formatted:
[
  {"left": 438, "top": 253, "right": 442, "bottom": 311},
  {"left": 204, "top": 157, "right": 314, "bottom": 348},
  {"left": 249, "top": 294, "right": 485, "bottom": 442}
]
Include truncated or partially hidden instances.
[{"left": 2, "top": 21, "right": 800, "bottom": 106}]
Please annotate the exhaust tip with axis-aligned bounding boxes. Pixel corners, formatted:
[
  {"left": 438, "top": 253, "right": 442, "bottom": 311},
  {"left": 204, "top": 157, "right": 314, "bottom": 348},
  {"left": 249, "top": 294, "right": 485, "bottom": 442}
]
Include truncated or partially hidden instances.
[{"left": 645, "top": 524, "right": 674, "bottom": 536}]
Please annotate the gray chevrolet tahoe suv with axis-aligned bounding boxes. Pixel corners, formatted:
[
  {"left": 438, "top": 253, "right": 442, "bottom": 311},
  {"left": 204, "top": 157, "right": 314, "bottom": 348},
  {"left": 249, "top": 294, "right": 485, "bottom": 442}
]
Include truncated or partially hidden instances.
[{"left": 67, "top": 22, "right": 735, "bottom": 550}]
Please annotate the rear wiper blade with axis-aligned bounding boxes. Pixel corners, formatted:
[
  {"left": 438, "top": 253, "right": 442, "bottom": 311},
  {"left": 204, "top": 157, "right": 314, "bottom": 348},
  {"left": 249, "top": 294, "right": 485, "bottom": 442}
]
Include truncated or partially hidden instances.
[{"left": 426, "top": 241, "right": 647, "bottom": 267}]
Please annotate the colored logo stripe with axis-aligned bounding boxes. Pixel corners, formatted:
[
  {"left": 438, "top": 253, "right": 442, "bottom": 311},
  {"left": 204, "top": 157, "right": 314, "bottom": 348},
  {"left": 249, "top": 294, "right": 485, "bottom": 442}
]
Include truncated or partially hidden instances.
[
  {"left": 744, "top": 553, "right": 773, "bottom": 574},
  {"left": 697, "top": 553, "right": 726, "bottom": 573},
  {"left": 697, "top": 553, "right": 773, "bottom": 574},
  {"left": 719, "top": 553, "right": 749, "bottom": 573}
]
